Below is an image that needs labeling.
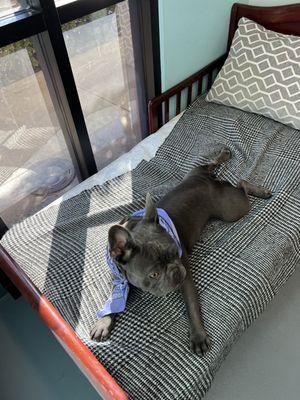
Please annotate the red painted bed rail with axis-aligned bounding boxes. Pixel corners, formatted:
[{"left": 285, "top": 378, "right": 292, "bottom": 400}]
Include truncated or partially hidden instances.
[{"left": 0, "top": 244, "right": 128, "bottom": 400}]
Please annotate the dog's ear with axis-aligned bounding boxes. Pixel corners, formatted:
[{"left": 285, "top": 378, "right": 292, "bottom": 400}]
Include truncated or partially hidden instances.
[
  {"left": 143, "top": 193, "right": 158, "bottom": 223},
  {"left": 108, "top": 225, "right": 135, "bottom": 264}
]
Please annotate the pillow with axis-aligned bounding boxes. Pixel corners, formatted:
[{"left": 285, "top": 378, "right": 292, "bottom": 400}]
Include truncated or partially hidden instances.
[{"left": 206, "top": 17, "right": 300, "bottom": 130}]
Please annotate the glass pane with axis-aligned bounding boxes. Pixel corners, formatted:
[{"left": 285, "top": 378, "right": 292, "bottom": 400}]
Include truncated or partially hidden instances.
[
  {"left": 0, "top": 38, "right": 81, "bottom": 227},
  {"left": 0, "top": 0, "right": 29, "bottom": 16},
  {"left": 62, "top": 1, "right": 143, "bottom": 170}
]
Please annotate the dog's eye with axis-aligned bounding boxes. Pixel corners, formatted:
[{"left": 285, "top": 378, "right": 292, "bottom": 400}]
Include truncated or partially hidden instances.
[{"left": 149, "top": 271, "right": 160, "bottom": 279}]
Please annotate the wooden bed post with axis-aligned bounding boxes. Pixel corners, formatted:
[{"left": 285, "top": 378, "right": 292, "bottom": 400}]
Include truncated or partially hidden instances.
[{"left": 147, "top": 54, "right": 227, "bottom": 133}]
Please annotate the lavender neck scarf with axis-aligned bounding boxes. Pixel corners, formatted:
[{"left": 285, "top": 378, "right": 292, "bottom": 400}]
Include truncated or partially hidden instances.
[{"left": 97, "top": 208, "right": 182, "bottom": 318}]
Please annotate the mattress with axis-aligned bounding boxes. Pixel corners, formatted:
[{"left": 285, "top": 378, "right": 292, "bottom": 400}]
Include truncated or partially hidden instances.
[{"left": 2, "top": 96, "right": 300, "bottom": 399}]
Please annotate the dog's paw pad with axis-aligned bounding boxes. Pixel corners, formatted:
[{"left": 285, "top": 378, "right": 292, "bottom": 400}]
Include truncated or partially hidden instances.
[
  {"left": 90, "top": 316, "right": 114, "bottom": 342},
  {"left": 261, "top": 189, "right": 272, "bottom": 199},
  {"left": 221, "top": 148, "right": 231, "bottom": 160},
  {"left": 190, "top": 332, "right": 211, "bottom": 356}
]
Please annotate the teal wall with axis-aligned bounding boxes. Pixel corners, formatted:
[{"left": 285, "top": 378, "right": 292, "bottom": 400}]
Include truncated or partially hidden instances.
[
  {"left": 158, "top": 0, "right": 249, "bottom": 91},
  {"left": 158, "top": 0, "right": 297, "bottom": 91},
  {"left": 249, "top": 0, "right": 297, "bottom": 4}
]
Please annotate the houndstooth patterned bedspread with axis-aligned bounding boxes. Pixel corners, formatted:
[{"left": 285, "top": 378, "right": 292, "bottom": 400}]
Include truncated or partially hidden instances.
[{"left": 2, "top": 96, "right": 300, "bottom": 399}]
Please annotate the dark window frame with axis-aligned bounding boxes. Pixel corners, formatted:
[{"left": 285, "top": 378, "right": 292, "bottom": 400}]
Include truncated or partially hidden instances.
[{"left": 0, "top": 0, "right": 161, "bottom": 239}]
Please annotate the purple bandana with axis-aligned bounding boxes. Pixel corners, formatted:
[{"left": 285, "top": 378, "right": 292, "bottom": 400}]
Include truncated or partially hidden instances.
[{"left": 96, "top": 208, "right": 182, "bottom": 318}]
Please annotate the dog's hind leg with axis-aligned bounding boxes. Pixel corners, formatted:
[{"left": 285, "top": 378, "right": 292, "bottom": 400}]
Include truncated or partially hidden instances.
[
  {"left": 238, "top": 180, "right": 272, "bottom": 199},
  {"left": 185, "top": 148, "right": 232, "bottom": 181},
  {"left": 203, "top": 147, "right": 231, "bottom": 174}
]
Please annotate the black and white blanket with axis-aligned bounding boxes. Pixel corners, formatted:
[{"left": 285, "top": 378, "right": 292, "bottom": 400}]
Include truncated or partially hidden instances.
[{"left": 2, "top": 96, "right": 300, "bottom": 399}]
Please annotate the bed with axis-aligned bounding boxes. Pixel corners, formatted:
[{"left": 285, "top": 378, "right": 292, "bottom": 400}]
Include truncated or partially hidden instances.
[{"left": 1, "top": 3, "right": 300, "bottom": 399}]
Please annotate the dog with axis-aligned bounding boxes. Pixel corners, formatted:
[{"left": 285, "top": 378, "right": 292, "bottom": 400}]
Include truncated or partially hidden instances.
[{"left": 90, "top": 148, "right": 271, "bottom": 355}]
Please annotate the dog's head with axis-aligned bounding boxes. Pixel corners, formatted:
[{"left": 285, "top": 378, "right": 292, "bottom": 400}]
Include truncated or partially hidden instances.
[{"left": 108, "top": 194, "right": 186, "bottom": 296}]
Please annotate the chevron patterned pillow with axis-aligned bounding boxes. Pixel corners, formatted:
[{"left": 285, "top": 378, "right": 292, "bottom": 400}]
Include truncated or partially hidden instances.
[{"left": 206, "top": 17, "right": 300, "bottom": 130}]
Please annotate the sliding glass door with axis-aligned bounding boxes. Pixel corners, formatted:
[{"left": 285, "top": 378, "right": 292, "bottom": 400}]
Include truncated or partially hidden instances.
[
  {"left": 0, "top": 37, "right": 81, "bottom": 226},
  {"left": 62, "top": 3, "right": 143, "bottom": 170},
  {"left": 0, "top": 0, "right": 160, "bottom": 230}
]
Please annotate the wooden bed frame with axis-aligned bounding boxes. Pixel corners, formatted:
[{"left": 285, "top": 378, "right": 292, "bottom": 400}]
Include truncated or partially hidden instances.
[
  {"left": 1, "top": 3, "right": 300, "bottom": 399},
  {"left": 148, "top": 2, "right": 300, "bottom": 133}
]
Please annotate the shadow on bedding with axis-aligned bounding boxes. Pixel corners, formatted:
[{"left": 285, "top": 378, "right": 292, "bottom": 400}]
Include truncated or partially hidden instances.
[{"left": 41, "top": 164, "right": 176, "bottom": 331}]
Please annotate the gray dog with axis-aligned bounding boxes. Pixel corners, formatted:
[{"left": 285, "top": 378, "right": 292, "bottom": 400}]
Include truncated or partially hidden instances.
[{"left": 90, "top": 148, "right": 271, "bottom": 355}]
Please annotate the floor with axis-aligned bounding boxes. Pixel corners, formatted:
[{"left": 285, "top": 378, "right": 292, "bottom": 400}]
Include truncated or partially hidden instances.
[
  {"left": 205, "top": 266, "right": 300, "bottom": 400},
  {"left": 0, "top": 292, "right": 99, "bottom": 400},
  {"left": 0, "top": 267, "right": 299, "bottom": 400}
]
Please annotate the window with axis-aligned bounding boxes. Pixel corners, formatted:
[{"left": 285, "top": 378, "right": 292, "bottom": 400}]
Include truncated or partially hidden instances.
[
  {"left": 0, "top": 0, "right": 29, "bottom": 16},
  {"left": 0, "top": 0, "right": 160, "bottom": 234},
  {"left": 0, "top": 38, "right": 80, "bottom": 226},
  {"left": 63, "top": 3, "right": 142, "bottom": 170}
]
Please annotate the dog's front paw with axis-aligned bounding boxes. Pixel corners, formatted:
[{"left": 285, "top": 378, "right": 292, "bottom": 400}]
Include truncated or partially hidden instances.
[
  {"left": 259, "top": 187, "right": 272, "bottom": 199},
  {"left": 190, "top": 330, "right": 211, "bottom": 355},
  {"left": 90, "top": 315, "right": 115, "bottom": 342},
  {"left": 220, "top": 147, "right": 231, "bottom": 161}
]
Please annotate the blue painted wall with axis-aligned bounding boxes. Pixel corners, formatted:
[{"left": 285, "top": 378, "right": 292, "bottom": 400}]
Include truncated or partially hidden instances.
[
  {"left": 158, "top": 0, "right": 249, "bottom": 91},
  {"left": 0, "top": 295, "right": 98, "bottom": 400},
  {"left": 159, "top": 0, "right": 299, "bottom": 90},
  {"left": 158, "top": 0, "right": 298, "bottom": 91},
  {"left": 249, "top": 0, "right": 297, "bottom": 4}
]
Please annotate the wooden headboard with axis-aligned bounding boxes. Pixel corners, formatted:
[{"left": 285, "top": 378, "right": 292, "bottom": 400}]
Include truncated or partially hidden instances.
[
  {"left": 228, "top": 2, "right": 300, "bottom": 50},
  {"left": 148, "top": 2, "right": 300, "bottom": 133}
]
